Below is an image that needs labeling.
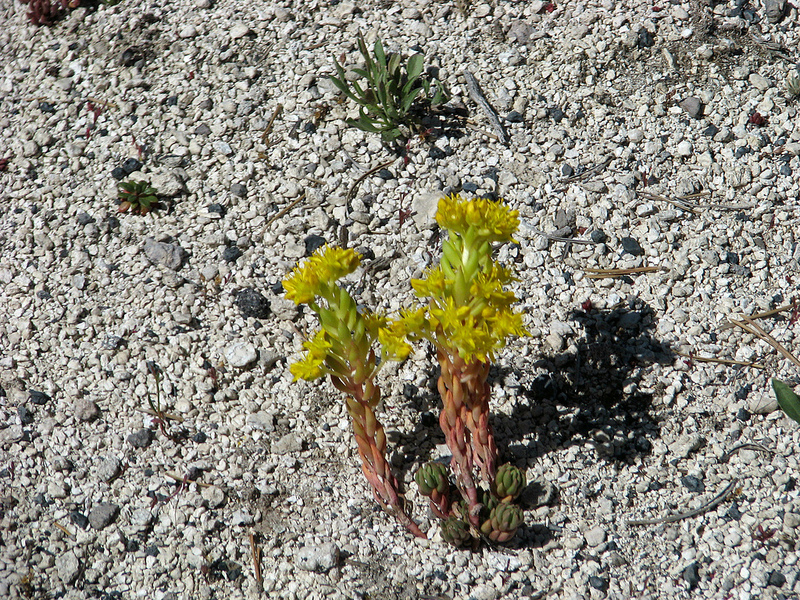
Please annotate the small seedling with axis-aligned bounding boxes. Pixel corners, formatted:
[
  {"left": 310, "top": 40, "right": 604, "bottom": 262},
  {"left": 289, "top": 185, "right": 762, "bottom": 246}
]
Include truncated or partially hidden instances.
[
  {"left": 117, "top": 180, "right": 159, "bottom": 215},
  {"left": 329, "top": 32, "right": 448, "bottom": 143}
]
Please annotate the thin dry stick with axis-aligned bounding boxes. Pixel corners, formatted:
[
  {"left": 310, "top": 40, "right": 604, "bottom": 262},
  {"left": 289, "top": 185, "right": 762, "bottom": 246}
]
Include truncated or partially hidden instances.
[
  {"left": 584, "top": 266, "right": 661, "bottom": 279},
  {"left": 730, "top": 315, "right": 800, "bottom": 370},
  {"left": 261, "top": 104, "right": 283, "bottom": 146},
  {"left": 53, "top": 521, "right": 75, "bottom": 538},
  {"left": 265, "top": 192, "right": 306, "bottom": 228},
  {"left": 249, "top": 532, "right": 262, "bottom": 584},
  {"left": 626, "top": 479, "right": 738, "bottom": 526},
  {"left": 529, "top": 227, "right": 596, "bottom": 245},
  {"left": 562, "top": 158, "right": 612, "bottom": 183},
  {"left": 675, "top": 351, "right": 765, "bottom": 369},
  {"left": 346, "top": 157, "right": 397, "bottom": 202},
  {"left": 718, "top": 301, "right": 798, "bottom": 331},
  {"left": 637, "top": 191, "right": 701, "bottom": 215}
]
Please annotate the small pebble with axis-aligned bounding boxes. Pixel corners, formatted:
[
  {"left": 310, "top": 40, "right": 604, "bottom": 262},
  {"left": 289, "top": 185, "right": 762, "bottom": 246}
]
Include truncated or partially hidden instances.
[
  {"left": 89, "top": 502, "right": 120, "bottom": 530},
  {"left": 128, "top": 428, "right": 153, "bottom": 448}
]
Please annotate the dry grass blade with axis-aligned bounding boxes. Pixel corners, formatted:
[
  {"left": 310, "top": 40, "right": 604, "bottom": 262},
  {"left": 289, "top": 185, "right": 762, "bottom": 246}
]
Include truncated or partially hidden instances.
[
  {"left": 637, "top": 191, "right": 701, "bottom": 215},
  {"left": 530, "top": 227, "right": 596, "bottom": 245},
  {"left": 137, "top": 408, "right": 184, "bottom": 422},
  {"left": 626, "top": 479, "right": 738, "bottom": 526},
  {"left": 729, "top": 315, "right": 800, "bottom": 370},
  {"left": 584, "top": 266, "right": 661, "bottom": 279},
  {"left": 675, "top": 351, "right": 765, "bottom": 369},
  {"left": 266, "top": 192, "right": 307, "bottom": 228},
  {"left": 250, "top": 532, "right": 262, "bottom": 584},
  {"left": 346, "top": 157, "right": 398, "bottom": 202},
  {"left": 261, "top": 104, "right": 283, "bottom": 146},
  {"left": 719, "top": 301, "right": 798, "bottom": 331},
  {"left": 562, "top": 158, "right": 611, "bottom": 183}
]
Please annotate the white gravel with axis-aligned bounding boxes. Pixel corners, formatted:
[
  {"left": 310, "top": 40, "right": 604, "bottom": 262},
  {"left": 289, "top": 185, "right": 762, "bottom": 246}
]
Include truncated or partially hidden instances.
[{"left": 2, "top": 0, "right": 800, "bottom": 598}]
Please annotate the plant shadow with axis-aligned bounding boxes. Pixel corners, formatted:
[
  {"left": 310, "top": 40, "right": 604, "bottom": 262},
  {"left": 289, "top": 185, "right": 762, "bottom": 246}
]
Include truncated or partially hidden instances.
[{"left": 393, "top": 299, "right": 674, "bottom": 548}]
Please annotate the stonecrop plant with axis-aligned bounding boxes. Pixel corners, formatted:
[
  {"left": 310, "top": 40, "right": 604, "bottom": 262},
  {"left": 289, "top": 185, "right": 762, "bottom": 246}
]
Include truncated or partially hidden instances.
[
  {"left": 117, "top": 180, "right": 160, "bottom": 215},
  {"left": 329, "top": 32, "right": 448, "bottom": 143},
  {"left": 285, "top": 194, "right": 528, "bottom": 547}
]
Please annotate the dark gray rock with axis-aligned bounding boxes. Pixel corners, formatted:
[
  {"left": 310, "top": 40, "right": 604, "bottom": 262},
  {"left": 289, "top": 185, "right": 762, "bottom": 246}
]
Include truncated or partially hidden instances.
[
  {"left": 29, "top": 389, "right": 51, "bottom": 405},
  {"left": 683, "top": 562, "right": 701, "bottom": 590},
  {"left": 679, "top": 96, "right": 704, "bottom": 119},
  {"left": 764, "top": 0, "right": 787, "bottom": 22},
  {"left": 621, "top": 237, "right": 643, "bottom": 256},
  {"left": 235, "top": 288, "right": 270, "bottom": 319},
  {"left": 589, "top": 576, "right": 609, "bottom": 591},
  {"left": 17, "top": 405, "right": 33, "bottom": 424},
  {"left": 304, "top": 235, "right": 326, "bottom": 256},
  {"left": 231, "top": 183, "right": 247, "bottom": 197},
  {"left": 89, "top": 502, "right": 119, "bottom": 529},
  {"left": 767, "top": 570, "right": 786, "bottom": 587},
  {"left": 143, "top": 237, "right": 187, "bottom": 270},
  {"left": 127, "top": 428, "right": 153, "bottom": 448},
  {"left": 223, "top": 246, "right": 242, "bottom": 263}
]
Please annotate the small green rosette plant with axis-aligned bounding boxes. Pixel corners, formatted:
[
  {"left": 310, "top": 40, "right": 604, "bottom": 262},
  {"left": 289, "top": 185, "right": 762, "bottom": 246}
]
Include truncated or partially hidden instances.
[
  {"left": 283, "top": 246, "right": 424, "bottom": 538},
  {"left": 382, "top": 194, "right": 529, "bottom": 543},
  {"left": 329, "top": 32, "right": 447, "bottom": 143}
]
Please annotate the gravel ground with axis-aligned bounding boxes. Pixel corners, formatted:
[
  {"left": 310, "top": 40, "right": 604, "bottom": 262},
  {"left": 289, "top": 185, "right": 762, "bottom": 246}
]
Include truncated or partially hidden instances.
[{"left": 2, "top": 0, "right": 800, "bottom": 598}]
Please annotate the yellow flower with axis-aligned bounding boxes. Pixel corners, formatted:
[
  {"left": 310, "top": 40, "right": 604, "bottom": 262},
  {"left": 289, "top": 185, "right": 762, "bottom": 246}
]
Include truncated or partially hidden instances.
[
  {"left": 435, "top": 194, "right": 519, "bottom": 243},
  {"left": 283, "top": 245, "right": 361, "bottom": 305}
]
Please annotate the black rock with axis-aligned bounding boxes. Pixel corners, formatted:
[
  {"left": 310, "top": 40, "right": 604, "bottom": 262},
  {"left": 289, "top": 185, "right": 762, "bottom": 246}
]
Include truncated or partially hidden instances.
[
  {"left": 195, "top": 124, "right": 211, "bottom": 136},
  {"left": 681, "top": 475, "right": 705, "bottom": 493},
  {"left": 550, "top": 108, "right": 565, "bottom": 123},
  {"left": 17, "top": 405, "right": 33, "bottom": 425},
  {"left": 223, "top": 246, "right": 243, "bottom": 263},
  {"left": 785, "top": 477, "right": 796, "bottom": 492},
  {"left": 683, "top": 562, "right": 701, "bottom": 590},
  {"left": 166, "top": 96, "right": 178, "bottom": 106},
  {"left": 39, "top": 102, "right": 56, "bottom": 113},
  {"left": 590, "top": 229, "right": 607, "bottom": 243},
  {"left": 637, "top": 29, "right": 655, "bottom": 48},
  {"left": 235, "top": 288, "right": 270, "bottom": 319},
  {"left": 561, "top": 164, "right": 574, "bottom": 177},
  {"left": 29, "top": 389, "right": 51, "bottom": 405},
  {"left": 589, "top": 576, "right": 609, "bottom": 592},
  {"left": 36, "top": 290, "right": 51, "bottom": 299},
  {"left": 462, "top": 182, "right": 478, "bottom": 193},
  {"left": 119, "top": 47, "right": 140, "bottom": 67},
  {"left": 620, "top": 237, "right": 643, "bottom": 256},
  {"left": 76, "top": 211, "right": 94, "bottom": 226},
  {"left": 207, "top": 203, "right": 225, "bottom": 215},
  {"left": 506, "top": 110, "right": 524, "bottom": 123},
  {"left": 302, "top": 122, "right": 316, "bottom": 134},
  {"left": 736, "top": 407, "right": 750, "bottom": 421},
  {"left": 421, "top": 411, "right": 437, "bottom": 427},
  {"left": 33, "top": 493, "right": 51, "bottom": 507},
  {"left": 231, "top": 183, "right": 247, "bottom": 197},
  {"left": 128, "top": 428, "right": 153, "bottom": 448},
  {"left": 703, "top": 124, "right": 720, "bottom": 137},
  {"left": 126, "top": 539, "right": 140, "bottom": 552},
  {"left": 145, "top": 545, "right": 160, "bottom": 557},
  {"left": 304, "top": 235, "right": 326, "bottom": 256},
  {"left": 634, "top": 437, "right": 652, "bottom": 453},
  {"left": 377, "top": 169, "right": 394, "bottom": 180},
  {"left": 193, "top": 431, "right": 207, "bottom": 443},
  {"left": 767, "top": 570, "right": 786, "bottom": 587},
  {"left": 734, "top": 146, "right": 751, "bottom": 159},
  {"left": 121, "top": 158, "right": 142, "bottom": 174},
  {"left": 780, "top": 163, "right": 792, "bottom": 176},
  {"left": 70, "top": 510, "right": 90, "bottom": 530}
]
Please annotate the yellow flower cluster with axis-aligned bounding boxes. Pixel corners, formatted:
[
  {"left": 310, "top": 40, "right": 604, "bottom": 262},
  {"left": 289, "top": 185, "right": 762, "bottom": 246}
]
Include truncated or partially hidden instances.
[
  {"left": 283, "top": 246, "right": 361, "bottom": 305},
  {"left": 435, "top": 194, "right": 520, "bottom": 243},
  {"left": 390, "top": 195, "right": 528, "bottom": 363}
]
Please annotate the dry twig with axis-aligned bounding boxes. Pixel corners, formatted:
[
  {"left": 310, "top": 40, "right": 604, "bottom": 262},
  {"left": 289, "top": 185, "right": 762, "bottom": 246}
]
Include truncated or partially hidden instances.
[
  {"left": 675, "top": 351, "right": 765, "bottom": 370},
  {"left": 729, "top": 315, "right": 800, "bottom": 370},
  {"left": 626, "top": 479, "right": 738, "bottom": 526},
  {"left": 584, "top": 266, "right": 661, "bottom": 279},
  {"left": 266, "top": 192, "right": 307, "bottom": 228}
]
